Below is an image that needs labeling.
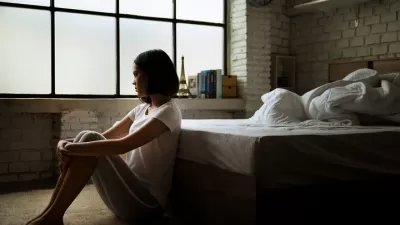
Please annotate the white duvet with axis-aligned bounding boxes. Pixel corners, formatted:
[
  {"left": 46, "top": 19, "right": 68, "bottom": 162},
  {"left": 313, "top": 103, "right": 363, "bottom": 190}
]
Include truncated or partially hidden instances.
[{"left": 250, "top": 68, "right": 400, "bottom": 126}]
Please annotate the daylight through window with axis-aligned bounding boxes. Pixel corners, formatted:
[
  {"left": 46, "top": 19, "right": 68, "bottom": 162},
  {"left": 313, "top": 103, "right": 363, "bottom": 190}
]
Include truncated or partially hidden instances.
[{"left": 0, "top": 0, "right": 226, "bottom": 97}]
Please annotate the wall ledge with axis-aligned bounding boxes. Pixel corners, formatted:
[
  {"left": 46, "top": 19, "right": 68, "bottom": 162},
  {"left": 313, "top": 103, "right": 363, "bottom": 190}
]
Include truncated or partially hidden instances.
[{"left": 0, "top": 98, "right": 246, "bottom": 113}]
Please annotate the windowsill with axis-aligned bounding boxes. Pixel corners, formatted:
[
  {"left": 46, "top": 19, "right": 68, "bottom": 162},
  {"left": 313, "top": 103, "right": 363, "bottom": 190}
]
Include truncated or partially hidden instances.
[
  {"left": 0, "top": 98, "right": 245, "bottom": 113},
  {"left": 173, "top": 98, "right": 245, "bottom": 110}
]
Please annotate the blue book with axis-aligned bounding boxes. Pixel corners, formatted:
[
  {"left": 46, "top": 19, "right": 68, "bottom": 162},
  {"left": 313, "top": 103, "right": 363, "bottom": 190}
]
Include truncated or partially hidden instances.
[{"left": 201, "top": 70, "right": 211, "bottom": 98}]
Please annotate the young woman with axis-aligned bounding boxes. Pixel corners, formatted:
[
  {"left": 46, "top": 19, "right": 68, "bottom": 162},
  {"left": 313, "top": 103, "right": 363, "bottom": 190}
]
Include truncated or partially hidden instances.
[{"left": 26, "top": 49, "right": 182, "bottom": 225}]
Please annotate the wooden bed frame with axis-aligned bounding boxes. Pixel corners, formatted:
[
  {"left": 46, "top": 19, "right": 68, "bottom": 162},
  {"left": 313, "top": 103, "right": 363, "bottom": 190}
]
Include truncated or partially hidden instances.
[{"left": 328, "top": 57, "right": 400, "bottom": 82}]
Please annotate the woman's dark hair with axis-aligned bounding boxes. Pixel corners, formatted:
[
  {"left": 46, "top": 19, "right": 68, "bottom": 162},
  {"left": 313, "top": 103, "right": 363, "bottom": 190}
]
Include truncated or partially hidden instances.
[{"left": 134, "top": 49, "right": 179, "bottom": 103}]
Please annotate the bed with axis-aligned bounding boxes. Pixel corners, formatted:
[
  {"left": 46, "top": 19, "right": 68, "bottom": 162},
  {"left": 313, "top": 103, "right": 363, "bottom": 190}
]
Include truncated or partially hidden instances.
[{"left": 167, "top": 58, "right": 400, "bottom": 225}]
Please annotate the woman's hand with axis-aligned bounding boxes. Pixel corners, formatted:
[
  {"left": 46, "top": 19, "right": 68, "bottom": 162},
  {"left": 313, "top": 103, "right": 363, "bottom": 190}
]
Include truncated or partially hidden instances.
[{"left": 57, "top": 140, "right": 71, "bottom": 174}]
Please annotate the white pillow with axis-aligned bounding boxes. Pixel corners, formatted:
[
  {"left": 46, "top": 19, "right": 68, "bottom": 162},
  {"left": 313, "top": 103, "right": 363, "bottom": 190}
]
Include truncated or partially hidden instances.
[{"left": 250, "top": 88, "right": 306, "bottom": 125}]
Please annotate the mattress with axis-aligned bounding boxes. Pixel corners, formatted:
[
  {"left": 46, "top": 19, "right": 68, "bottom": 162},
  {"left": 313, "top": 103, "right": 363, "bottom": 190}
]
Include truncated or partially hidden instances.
[{"left": 178, "top": 119, "right": 400, "bottom": 177}]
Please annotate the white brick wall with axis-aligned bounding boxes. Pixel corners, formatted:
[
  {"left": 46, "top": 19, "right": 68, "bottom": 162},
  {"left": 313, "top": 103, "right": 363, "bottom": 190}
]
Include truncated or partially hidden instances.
[
  {"left": 246, "top": 3, "right": 272, "bottom": 113},
  {"left": 0, "top": 175, "right": 18, "bottom": 183},
  {"left": 291, "top": 0, "right": 400, "bottom": 93},
  {"left": 0, "top": 113, "right": 57, "bottom": 182},
  {"left": 9, "top": 162, "right": 30, "bottom": 173},
  {"left": 230, "top": 0, "right": 287, "bottom": 116},
  {"left": 270, "top": 0, "right": 290, "bottom": 55},
  {"left": 0, "top": 163, "right": 8, "bottom": 174},
  {"left": 390, "top": 42, "right": 400, "bottom": 53},
  {"left": 230, "top": 0, "right": 248, "bottom": 101},
  {"left": 0, "top": 152, "right": 19, "bottom": 162},
  {"left": 20, "top": 173, "right": 39, "bottom": 181}
]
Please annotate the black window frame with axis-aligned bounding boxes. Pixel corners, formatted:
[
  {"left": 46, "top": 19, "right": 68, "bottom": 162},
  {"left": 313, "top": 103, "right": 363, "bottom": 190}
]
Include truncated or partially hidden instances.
[{"left": 0, "top": 0, "right": 227, "bottom": 99}]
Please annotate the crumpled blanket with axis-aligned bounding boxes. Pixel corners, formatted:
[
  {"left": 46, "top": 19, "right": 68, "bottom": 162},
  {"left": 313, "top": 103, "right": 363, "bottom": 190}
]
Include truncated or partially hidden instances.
[{"left": 250, "top": 68, "right": 400, "bottom": 126}]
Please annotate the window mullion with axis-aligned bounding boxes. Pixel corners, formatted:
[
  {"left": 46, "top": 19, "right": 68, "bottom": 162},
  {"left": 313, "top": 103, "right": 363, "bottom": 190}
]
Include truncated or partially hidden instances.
[
  {"left": 50, "top": 0, "right": 55, "bottom": 95},
  {"left": 224, "top": 0, "right": 227, "bottom": 75},
  {"left": 173, "top": 0, "right": 177, "bottom": 68},
  {"left": 116, "top": 0, "right": 120, "bottom": 96}
]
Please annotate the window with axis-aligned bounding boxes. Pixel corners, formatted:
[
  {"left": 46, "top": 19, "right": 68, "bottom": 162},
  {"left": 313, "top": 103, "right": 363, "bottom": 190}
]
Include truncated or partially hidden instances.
[
  {"left": 0, "top": 6, "right": 51, "bottom": 94},
  {"left": 55, "top": 12, "right": 116, "bottom": 95},
  {"left": 0, "top": 0, "right": 227, "bottom": 97}
]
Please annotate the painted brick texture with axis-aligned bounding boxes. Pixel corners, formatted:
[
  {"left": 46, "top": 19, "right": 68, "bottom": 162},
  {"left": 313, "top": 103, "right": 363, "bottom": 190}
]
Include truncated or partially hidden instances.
[
  {"left": 231, "top": 0, "right": 288, "bottom": 115},
  {"left": 0, "top": 113, "right": 57, "bottom": 182},
  {"left": 291, "top": 0, "right": 400, "bottom": 94},
  {"left": 230, "top": 0, "right": 248, "bottom": 101}
]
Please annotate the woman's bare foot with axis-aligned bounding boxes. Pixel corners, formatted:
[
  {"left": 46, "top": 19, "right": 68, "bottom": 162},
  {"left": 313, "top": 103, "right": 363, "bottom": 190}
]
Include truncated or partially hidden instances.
[
  {"left": 24, "top": 209, "right": 50, "bottom": 225},
  {"left": 25, "top": 216, "right": 64, "bottom": 225},
  {"left": 25, "top": 167, "right": 67, "bottom": 224}
]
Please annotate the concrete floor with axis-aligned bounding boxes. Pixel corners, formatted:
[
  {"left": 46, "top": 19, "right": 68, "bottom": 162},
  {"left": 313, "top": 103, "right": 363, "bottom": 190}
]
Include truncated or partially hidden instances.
[{"left": 0, "top": 184, "right": 176, "bottom": 225}]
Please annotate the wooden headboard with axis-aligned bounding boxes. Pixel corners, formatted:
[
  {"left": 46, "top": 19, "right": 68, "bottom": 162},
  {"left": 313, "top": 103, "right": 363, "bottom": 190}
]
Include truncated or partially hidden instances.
[{"left": 329, "top": 58, "right": 400, "bottom": 82}]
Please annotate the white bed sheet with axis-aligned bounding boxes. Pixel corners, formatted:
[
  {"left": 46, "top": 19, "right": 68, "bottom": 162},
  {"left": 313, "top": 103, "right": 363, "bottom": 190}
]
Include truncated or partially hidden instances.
[{"left": 178, "top": 119, "right": 400, "bottom": 175}]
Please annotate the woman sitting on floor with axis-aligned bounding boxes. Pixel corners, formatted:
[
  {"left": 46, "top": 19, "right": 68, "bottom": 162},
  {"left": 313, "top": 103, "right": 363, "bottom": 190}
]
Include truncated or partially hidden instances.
[{"left": 26, "top": 49, "right": 182, "bottom": 225}]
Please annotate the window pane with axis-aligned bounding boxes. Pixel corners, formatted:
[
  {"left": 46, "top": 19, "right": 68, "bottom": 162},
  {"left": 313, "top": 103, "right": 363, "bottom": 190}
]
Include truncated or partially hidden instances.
[
  {"left": 55, "top": 0, "right": 115, "bottom": 13},
  {"left": 120, "top": 0, "right": 172, "bottom": 18},
  {"left": 120, "top": 19, "right": 173, "bottom": 95},
  {"left": 177, "top": 0, "right": 224, "bottom": 23},
  {"left": 55, "top": 12, "right": 116, "bottom": 95},
  {"left": 0, "top": 0, "right": 49, "bottom": 6},
  {"left": 176, "top": 24, "right": 223, "bottom": 81},
  {"left": 0, "top": 7, "right": 51, "bottom": 94}
]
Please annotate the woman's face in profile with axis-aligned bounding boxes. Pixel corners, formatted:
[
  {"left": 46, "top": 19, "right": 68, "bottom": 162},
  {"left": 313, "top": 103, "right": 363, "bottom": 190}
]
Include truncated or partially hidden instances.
[{"left": 132, "top": 64, "right": 147, "bottom": 96}]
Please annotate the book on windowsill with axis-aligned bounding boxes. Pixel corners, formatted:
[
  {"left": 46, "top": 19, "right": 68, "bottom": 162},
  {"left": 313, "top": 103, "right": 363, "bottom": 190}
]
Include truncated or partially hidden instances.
[{"left": 196, "top": 69, "right": 223, "bottom": 99}]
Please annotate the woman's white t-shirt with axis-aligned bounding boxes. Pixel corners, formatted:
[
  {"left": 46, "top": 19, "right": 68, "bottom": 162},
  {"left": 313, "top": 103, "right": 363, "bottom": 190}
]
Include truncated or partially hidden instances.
[{"left": 126, "top": 100, "right": 182, "bottom": 207}]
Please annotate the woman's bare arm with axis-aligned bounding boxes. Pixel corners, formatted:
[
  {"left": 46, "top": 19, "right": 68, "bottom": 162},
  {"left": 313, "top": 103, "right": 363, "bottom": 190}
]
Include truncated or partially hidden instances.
[
  {"left": 60, "top": 118, "right": 169, "bottom": 156},
  {"left": 102, "top": 114, "right": 133, "bottom": 139}
]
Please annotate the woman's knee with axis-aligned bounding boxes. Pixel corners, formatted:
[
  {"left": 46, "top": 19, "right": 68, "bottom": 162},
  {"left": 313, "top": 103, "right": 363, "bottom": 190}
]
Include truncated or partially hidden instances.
[
  {"left": 73, "top": 130, "right": 92, "bottom": 142},
  {"left": 79, "top": 131, "right": 105, "bottom": 142}
]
